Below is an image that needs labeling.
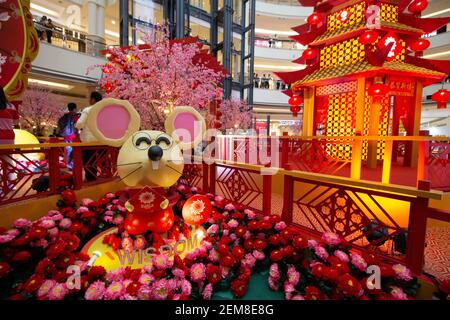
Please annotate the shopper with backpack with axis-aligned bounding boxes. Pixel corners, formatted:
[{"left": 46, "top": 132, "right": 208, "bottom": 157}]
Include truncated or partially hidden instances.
[{"left": 58, "top": 103, "right": 79, "bottom": 169}]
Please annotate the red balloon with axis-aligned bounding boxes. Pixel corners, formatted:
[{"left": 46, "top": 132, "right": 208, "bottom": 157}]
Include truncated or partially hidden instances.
[
  {"left": 409, "top": 38, "right": 430, "bottom": 51},
  {"left": 124, "top": 207, "right": 175, "bottom": 235},
  {"left": 182, "top": 194, "right": 212, "bottom": 226},
  {"left": 359, "top": 30, "right": 378, "bottom": 45},
  {"left": 301, "top": 48, "right": 317, "bottom": 60},
  {"left": 408, "top": 0, "right": 428, "bottom": 13},
  {"left": 307, "top": 12, "right": 322, "bottom": 25}
]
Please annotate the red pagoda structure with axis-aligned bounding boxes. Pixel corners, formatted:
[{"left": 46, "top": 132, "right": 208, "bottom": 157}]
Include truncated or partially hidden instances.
[{"left": 276, "top": 0, "right": 450, "bottom": 170}]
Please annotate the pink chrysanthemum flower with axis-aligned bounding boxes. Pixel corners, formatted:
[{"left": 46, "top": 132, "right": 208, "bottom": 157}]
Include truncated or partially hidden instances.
[
  {"left": 85, "top": 281, "right": 106, "bottom": 300},
  {"left": 190, "top": 263, "right": 206, "bottom": 282}
]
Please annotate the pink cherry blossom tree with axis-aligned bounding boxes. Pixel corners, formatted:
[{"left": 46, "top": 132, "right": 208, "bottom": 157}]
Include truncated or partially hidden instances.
[
  {"left": 218, "top": 98, "right": 252, "bottom": 131},
  {"left": 19, "top": 86, "right": 63, "bottom": 135},
  {"left": 91, "top": 26, "right": 225, "bottom": 129}
]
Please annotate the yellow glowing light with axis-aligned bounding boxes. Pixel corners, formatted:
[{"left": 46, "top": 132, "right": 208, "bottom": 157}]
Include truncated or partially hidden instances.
[{"left": 13, "top": 129, "right": 44, "bottom": 161}]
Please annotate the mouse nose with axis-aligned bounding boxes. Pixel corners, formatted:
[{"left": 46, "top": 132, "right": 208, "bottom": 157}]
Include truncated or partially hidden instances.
[{"left": 148, "top": 145, "right": 163, "bottom": 161}]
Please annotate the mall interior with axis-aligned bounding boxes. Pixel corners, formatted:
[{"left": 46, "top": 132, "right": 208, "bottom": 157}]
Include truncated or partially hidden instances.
[{"left": 0, "top": 0, "right": 449, "bottom": 301}]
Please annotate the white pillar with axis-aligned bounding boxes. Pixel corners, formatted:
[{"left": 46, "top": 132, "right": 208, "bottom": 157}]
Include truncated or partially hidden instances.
[
  {"left": 96, "top": 4, "right": 105, "bottom": 39},
  {"left": 87, "top": 0, "right": 97, "bottom": 36}
]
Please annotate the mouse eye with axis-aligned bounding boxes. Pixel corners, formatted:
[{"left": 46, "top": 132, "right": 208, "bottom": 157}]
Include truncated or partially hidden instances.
[
  {"left": 133, "top": 133, "right": 152, "bottom": 150},
  {"left": 155, "top": 134, "right": 172, "bottom": 150}
]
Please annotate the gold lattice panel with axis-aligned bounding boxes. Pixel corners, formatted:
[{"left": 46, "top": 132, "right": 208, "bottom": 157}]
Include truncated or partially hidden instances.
[
  {"left": 324, "top": 92, "right": 357, "bottom": 160},
  {"left": 316, "top": 81, "right": 357, "bottom": 96},
  {"left": 362, "top": 91, "right": 390, "bottom": 161},
  {"left": 320, "top": 37, "right": 365, "bottom": 69},
  {"left": 327, "top": 2, "right": 366, "bottom": 33},
  {"left": 380, "top": 3, "right": 399, "bottom": 23}
]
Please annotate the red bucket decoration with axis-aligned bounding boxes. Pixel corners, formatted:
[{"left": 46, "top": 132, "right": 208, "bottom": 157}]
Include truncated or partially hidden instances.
[{"left": 182, "top": 194, "right": 212, "bottom": 226}]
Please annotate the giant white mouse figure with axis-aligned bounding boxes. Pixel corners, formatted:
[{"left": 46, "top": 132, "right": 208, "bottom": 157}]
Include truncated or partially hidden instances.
[{"left": 86, "top": 98, "right": 206, "bottom": 235}]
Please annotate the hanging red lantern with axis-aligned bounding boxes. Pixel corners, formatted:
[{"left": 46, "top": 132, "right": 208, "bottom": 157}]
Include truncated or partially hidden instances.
[
  {"left": 431, "top": 89, "right": 450, "bottom": 109},
  {"left": 368, "top": 83, "right": 389, "bottom": 97},
  {"left": 359, "top": 30, "right": 379, "bottom": 45},
  {"left": 182, "top": 194, "right": 212, "bottom": 227},
  {"left": 408, "top": 0, "right": 428, "bottom": 13},
  {"left": 290, "top": 105, "right": 301, "bottom": 117},
  {"left": 301, "top": 48, "right": 317, "bottom": 60},
  {"left": 409, "top": 38, "right": 430, "bottom": 51},
  {"left": 307, "top": 12, "right": 323, "bottom": 25},
  {"left": 288, "top": 95, "right": 302, "bottom": 106}
]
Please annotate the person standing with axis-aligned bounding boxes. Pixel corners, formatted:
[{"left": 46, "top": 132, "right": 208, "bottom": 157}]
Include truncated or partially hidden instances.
[
  {"left": 45, "top": 18, "right": 54, "bottom": 44},
  {"left": 0, "top": 86, "right": 19, "bottom": 192},
  {"left": 36, "top": 16, "right": 47, "bottom": 40},
  {"left": 75, "top": 91, "right": 102, "bottom": 182},
  {"left": 57, "top": 102, "right": 79, "bottom": 169}
]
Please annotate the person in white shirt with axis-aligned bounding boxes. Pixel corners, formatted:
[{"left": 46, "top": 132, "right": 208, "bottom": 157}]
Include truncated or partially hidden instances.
[{"left": 75, "top": 91, "right": 102, "bottom": 181}]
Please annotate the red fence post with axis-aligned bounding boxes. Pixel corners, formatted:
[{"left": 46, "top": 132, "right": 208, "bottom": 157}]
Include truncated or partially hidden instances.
[
  {"left": 72, "top": 146, "right": 83, "bottom": 190},
  {"left": 405, "top": 194, "right": 429, "bottom": 275},
  {"left": 48, "top": 147, "right": 60, "bottom": 193},
  {"left": 202, "top": 163, "right": 209, "bottom": 192},
  {"left": 281, "top": 174, "right": 294, "bottom": 224},
  {"left": 209, "top": 162, "right": 216, "bottom": 195},
  {"left": 281, "top": 138, "right": 289, "bottom": 169},
  {"left": 262, "top": 167, "right": 272, "bottom": 216}
]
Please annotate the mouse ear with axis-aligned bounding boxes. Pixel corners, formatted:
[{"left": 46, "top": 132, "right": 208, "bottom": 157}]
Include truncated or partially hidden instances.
[
  {"left": 165, "top": 106, "right": 205, "bottom": 150},
  {"left": 87, "top": 98, "right": 140, "bottom": 147}
]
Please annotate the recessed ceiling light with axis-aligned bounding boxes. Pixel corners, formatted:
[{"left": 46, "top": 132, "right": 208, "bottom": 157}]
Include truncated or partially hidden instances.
[{"left": 30, "top": 3, "right": 59, "bottom": 17}]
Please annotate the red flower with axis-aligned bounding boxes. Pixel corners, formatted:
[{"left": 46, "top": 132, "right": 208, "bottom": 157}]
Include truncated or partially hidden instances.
[
  {"left": 439, "top": 279, "right": 450, "bottom": 295},
  {"left": 126, "top": 281, "right": 141, "bottom": 296},
  {"left": 35, "top": 258, "right": 55, "bottom": 276},
  {"left": 232, "top": 246, "right": 245, "bottom": 260},
  {"left": 361, "top": 252, "right": 379, "bottom": 265},
  {"left": 234, "top": 226, "right": 247, "bottom": 238},
  {"left": 46, "top": 239, "right": 67, "bottom": 258},
  {"left": 88, "top": 266, "right": 107, "bottom": 281},
  {"left": 231, "top": 278, "right": 248, "bottom": 298},
  {"left": 23, "top": 274, "right": 44, "bottom": 293},
  {"left": 254, "top": 239, "right": 267, "bottom": 251},
  {"left": 217, "top": 242, "right": 229, "bottom": 255},
  {"left": 28, "top": 226, "right": 47, "bottom": 239},
  {"left": 380, "top": 264, "right": 396, "bottom": 278},
  {"left": 0, "top": 227, "right": 7, "bottom": 234},
  {"left": 269, "top": 215, "right": 281, "bottom": 224},
  {"left": 280, "top": 229, "right": 292, "bottom": 240},
  {"left": 206, "top": 264, "right": 222, "bottom": 285},
  {"left": 243, "top": 238, "right": 254, "bottom": 251},
  {"left": 270, "top": 250, "right": 283, "bottom": 262},
  {"left": 12, "top": 250, "right": 31, "bottom": 263},
  {"left": 220, "top": 254, "right": 236, "bottom": 268},
  {"left": 220, "top": 236, "right": 232, "bottom": 244},
  {"left": 59, "top": 232, "right": 80, "bottom": 251},
  {"left": 53, "top": 269, "right": 68, "bottom": 283},
  {"left": 81, "top": 211, "right": 95, "bottom": 219},
  {"left": 328, "top": 256, "right": 350, "bottom": 275},
  {"left": 10, "top": 234, "right": 32, "bottom": 246},
  {"left": 77, "top": 252, "right": 90, "bottom": 262},
  {"left": 247, "top": 220, "right": 259, "bottom": 231},
  {"left": 231, "top": 212, "right": 244, "bottom": 220},
  {"left": 55, "top": 254, "right": 76, "bottom": 269},
  {"left": 212, "top": 211, "right": 223, "bottom": 222},
  {"left": 281, "top": 245, "right": 294, "bottom": 257},
  {"left": 80, "top": 275, "right": 91, "bottom": 291},
  {"left": 152, "top": 269, "right": 165, "bottom": 279},
  {"left": 68, "top": 222, "right": 83, "bottom": 233},
  {"left": 9, "top": 294, "right": 26, "bottom": 300},
  {"left": 259, "top": 221, "right": 272, "bottom": 231},
  {"left": 311, "top": 264, "right": 324, "bottom": 279},
  {"left": 292, "top": 235, "right": 308, "bottom": 249},
  {"left": 268, "top": 234, "right": 281, "bottom": 246},
  {"left": 305, "top": 286, "right": 321, "bottom": 300},
  {"left": 0, "top": 262, "right": 11, "bottom": 278},
  {"left": 321, "top": 266, "right": 340, "bottom": 283},
  {"left": 61, "top": 207, "right": 77, "bottom": 219},
  {"left": 337, "top": 274, "right": 362, "bottom": 297}
]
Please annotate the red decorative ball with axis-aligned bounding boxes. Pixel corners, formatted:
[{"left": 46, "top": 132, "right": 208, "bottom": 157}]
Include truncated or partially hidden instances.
[
  {"left": 61, "top": 189, "right": 77, "bottom": 206},
  {"left": 301, "top": 48, "right": 317, "bottom": 60},
  {"left": 182, "top": 194, "right": 212, "bottom": 226},
  {"left": 409, "top": 38, "right": 430, "bottom": 51},
  {"left": 408, "top": 0, "right": 428, "bottom": 13},
  {"left": 358, "top": 30, "right": 378, "bottom": 45},
  {"left": 307, "top": 12, "right": 323, "bottom": 25}
]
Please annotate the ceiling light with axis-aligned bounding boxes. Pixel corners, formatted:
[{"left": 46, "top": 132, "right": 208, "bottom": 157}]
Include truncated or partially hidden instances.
[
  {"left": 422, "top": 8, "right": 450, "bottom": 18},
  {"left": 105, "top": 29, "right": 120, "bottom": 38},
  {"left": 28, "top": 78, "right": 73, "bottom": 90},
  {"left": 111, "top": 20, "right": 116, "bottom": 25},
  {"left": 254, "top": 64, "right": 304, "bottom": 71},
  {"left": 255, "top": 28, "right": 297, "bottom": 36},
  {"left": 30, "top": 3, "right": 59, "bottom": 17},
  {"left": 422, "top": 51, "right": 450, "bottom": 59}
]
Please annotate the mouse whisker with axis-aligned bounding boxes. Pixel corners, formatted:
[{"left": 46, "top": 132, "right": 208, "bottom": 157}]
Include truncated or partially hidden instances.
[
  {"left": 165, "top": 165, "right": 183, "bottom": 176},
  {"left": 118, "top": 166, "right": 142, "bottom": 182},
  {"left": 117, "top": 162, "right": 143, "bottom": 167}
]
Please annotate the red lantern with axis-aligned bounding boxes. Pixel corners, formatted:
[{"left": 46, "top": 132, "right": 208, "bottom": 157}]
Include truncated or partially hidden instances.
[
  {"left": 182, "top": 194, "right": 212, "bottom": 226},
  {"left": 359, "top": 30, "right": 378, "bottom": 45},
  {"left": 408, "top": 0, "right": 428, "bottom": 13},
  {"left": 301, "top": 48, "right": 317, "bottom": 60},
  {"left": 368, "top": 83, "right": 389, "bottom": 96},
  {"left": 307, "top": 12, "right": 323, "bottom": 25},
  {"left": 290, "top": 105, "right": 301, "bottom": 117},
  {"left": 288, "top": 95, "right": 302, "bottom": 106},
  {"left": 431, "top": 89, "right": 450, "bottom": 109},
  {"left": 409, "top": 38, "right": 430, "bottom": 51}
]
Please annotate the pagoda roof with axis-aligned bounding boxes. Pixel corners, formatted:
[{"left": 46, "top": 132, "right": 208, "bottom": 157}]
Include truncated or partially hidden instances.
[
  {"left": 308, "top": 21, "right": 422, "bottom": 46},
  {"left": 293, "top": 61, "right": 445, "bottom": 87}
]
